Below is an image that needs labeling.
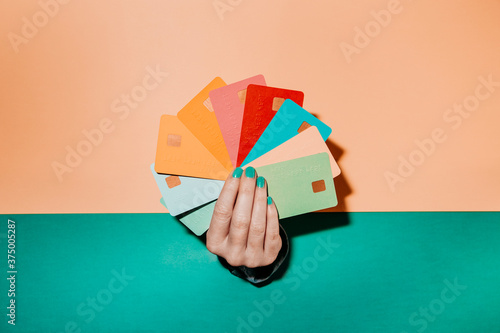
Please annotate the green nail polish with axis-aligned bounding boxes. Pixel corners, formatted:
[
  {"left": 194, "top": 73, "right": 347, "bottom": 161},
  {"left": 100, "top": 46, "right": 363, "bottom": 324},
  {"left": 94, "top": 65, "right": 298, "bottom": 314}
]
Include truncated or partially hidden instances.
[
  {"left": 232, "top": 167, "right": 243, "bottom": 178},
  {"left": 267, "top": 197, "right": 273, "bottom": 205},
  {"left": 245, "top": 167, "right": 255, "bottom": 178},
  {"left": 257, "top": 176, "right": 265, "bottom": 188}
]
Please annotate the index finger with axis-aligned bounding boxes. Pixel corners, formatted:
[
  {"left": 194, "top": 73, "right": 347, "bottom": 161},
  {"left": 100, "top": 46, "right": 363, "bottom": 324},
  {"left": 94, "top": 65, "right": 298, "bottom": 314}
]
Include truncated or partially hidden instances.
[{"left": 207, "top": 167, "right": 243, "bottom": 245}]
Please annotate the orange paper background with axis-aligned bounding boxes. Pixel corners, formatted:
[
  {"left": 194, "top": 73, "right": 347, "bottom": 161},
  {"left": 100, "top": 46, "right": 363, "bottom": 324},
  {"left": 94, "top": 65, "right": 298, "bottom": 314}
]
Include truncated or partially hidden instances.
[{"left": 1, "top": 0, "right": 499, "bottom": 213}]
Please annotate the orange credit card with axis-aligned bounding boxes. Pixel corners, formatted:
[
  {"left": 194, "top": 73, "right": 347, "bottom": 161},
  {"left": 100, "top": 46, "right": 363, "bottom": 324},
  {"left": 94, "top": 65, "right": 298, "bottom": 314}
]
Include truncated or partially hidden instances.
[
  {"left": 177, "top": 77, "right": 233, "bottom": 171},
  {"left": 154, "top": 115, "right": 230, "bottom": 180}
]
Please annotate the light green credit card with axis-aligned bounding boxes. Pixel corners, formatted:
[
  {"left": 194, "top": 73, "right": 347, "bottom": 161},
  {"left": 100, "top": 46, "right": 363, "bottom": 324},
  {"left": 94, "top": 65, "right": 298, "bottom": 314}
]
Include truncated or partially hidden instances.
[
  {"left": 161, "top": 198, "right": 216, "bottom": 236},
  {"left": 255, "top": 152, "right": 337, "bottom": 219},
  {"left": 163, "top": 152, "right": 337, "bottom": 235}
]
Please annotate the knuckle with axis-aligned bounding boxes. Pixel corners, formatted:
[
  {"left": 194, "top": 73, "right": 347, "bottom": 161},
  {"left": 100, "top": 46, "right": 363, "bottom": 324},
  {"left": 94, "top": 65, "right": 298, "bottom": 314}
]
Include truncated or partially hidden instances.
[
  {"left": 245, "top": 260, "right": 260, "bottom": 268},
  {"left": 225, "top": 181, "right": 239, "bottom": 194},
  {"left": 249, "top": 223, "right": 266, "bottom": 235},
  {"left": 269, "top": 230, "right": 281, "bottom": 242},
  {"left": 273, "top": 238, "right": 282, "bottom": 253},
  {"left": 213, "top": 205, "right": 232, "bottom": 221},
  {"left": 243, "top": 253, "right": 260, "bottom": 268},
  {"left": 265, "top": 237, "right": 282, "bottom": 262},
  {"left": 263, "top": 252, "right": 279, "bottom": 266},
  {"left": 205, "top": 239, "right": 219, "bottom": 255},
  {"left": 231, "top": 216, "right": 250, "bottom": 230},
  {"left": 261, "top": 258, "right": 271, "bottom": 267},
  {"left": 239, "top": 184, "right": 255, "bottom": 196},
  {"left": 225, "top": 253, "right": 243, "bottom": 267}
]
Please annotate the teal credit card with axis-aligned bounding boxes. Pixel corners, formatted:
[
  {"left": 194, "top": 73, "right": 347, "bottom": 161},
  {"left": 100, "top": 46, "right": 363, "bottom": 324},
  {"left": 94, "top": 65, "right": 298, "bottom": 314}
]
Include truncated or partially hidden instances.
[{"left": 241, "top": 99, "right": 332, "bottom": 166}]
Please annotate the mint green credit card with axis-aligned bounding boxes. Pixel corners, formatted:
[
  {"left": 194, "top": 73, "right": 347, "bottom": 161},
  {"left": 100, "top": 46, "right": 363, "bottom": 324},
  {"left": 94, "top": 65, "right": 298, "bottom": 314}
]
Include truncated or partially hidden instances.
[
  {"left": 255, "top": 152, "right": 337, "bottom": 218},
  {"left": 160, "top": 197, "right": 216, "bottom": 236}
]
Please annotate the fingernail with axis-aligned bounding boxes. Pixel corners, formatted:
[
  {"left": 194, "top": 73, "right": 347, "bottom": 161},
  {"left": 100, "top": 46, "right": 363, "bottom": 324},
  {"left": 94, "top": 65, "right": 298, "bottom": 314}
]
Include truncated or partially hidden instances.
[
  {"left": 257, "top": 176, "right": 265, "bottom": 188},
  {"left": 232, "top": 167, "right": 243, "bottom": 178},
  {"left": 245, "top": 166, "right": 255, "bottom": 178},
  {"left": 267, "top": 196, "right": 273, "bottom": 205}
]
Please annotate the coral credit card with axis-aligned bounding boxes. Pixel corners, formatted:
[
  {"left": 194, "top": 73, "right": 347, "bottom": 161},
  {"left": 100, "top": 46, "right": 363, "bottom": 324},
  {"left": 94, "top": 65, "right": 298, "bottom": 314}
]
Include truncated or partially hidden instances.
[
  {"left": 209, "top": 75, "right": 266, "bottom": 168},
  {"left": 237, "top": 84, "right": 304, "bottom": 166}
]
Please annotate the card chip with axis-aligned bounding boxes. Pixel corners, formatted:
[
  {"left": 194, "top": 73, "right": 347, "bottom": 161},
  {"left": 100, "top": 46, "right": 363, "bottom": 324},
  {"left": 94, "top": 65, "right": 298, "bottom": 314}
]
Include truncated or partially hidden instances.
[
  {"left": 298, "top": 121, "right": 312, "bottom": 133},
  {"left": 165, "top": 176, "right": 181, "bottom": 188},
  {"left": 167, "top": 134, "right": 182, "bottom": 147},
  {"left": 203, "top": 97, "right": 214, "bottom": 112},
  {"left": 237, "top": 89, "right": 247, "bottom": 104},
  {"left": 312, "top": 180, "right": 326, "bottom": 193},
  {"left": 272, "top": 97, "right": 285, "bottom": 111}
]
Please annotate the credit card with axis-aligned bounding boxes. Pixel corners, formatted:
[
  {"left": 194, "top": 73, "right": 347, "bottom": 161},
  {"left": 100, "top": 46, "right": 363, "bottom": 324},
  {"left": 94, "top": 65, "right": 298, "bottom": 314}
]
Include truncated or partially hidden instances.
[
  {"left": 178, "top": 201, "right": 217, "bottom": 236},
  {"left": 154, "top": 115, "right": 230, "bottom": 180},
  {"left": 209, "top": 75, "right": 266, "bottom": 167},
  {"left": 160, "top": 198, "right": 216, "bottom": 236},
  {"left": 173, "top": 153, "right": 337, "bottom": 235},
  {"left": 255, "top": 152, "right": 337, "bottom": 218},
  {"left": 177, "top": 77, "right": 233, "bottom": 171},
  {"left": 241, "top": 99, "right": 332, "bottom": 166},
  {"left": 245, "top": 126, "right": 340, "bottom": 178},
  {"left": 237, "top": 85, "right": 304, "bottom": 166},
  {"left": 150, "top": 163, "right": 223, "bottom": 216}
]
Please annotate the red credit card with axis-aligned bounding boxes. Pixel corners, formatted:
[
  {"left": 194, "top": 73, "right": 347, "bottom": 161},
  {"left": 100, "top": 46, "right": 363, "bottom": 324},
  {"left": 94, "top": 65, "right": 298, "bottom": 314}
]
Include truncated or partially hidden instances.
[{"left": 237, "top": 84, "right": 304, "bottom": 166}]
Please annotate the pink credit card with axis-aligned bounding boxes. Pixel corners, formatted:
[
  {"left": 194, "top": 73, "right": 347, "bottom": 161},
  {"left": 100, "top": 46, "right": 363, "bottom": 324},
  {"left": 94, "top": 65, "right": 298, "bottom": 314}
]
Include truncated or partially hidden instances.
[{"left": 209, "top": 75, "right": 266, "bottom": 168}]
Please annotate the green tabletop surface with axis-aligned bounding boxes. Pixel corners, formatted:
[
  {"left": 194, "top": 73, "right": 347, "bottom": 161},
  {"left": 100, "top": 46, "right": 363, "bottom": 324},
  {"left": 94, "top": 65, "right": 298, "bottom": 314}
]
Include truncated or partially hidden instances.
[{"left": 1, "top": 212, "right": 499, "bottom": 333}]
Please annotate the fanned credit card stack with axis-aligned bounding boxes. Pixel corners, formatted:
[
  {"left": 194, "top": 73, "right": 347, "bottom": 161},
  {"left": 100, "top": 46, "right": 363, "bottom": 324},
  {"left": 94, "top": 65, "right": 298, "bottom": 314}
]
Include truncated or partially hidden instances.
[{"left": 151, "top": 75, "right": 341, "bottom": 235}]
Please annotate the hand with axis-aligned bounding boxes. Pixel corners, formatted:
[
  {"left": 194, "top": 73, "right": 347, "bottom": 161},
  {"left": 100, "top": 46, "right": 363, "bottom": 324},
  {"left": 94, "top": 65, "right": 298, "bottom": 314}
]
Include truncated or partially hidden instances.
[{"left": 206, "top": 166, "right": 282, "bottom": 268}]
